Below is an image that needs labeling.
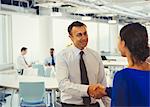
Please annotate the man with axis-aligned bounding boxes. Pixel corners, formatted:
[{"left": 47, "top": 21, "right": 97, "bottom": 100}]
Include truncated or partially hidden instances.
[
  {"left": 44, "top": 48, "right": 55, "bottom": 66},
  {"left": 17, "top": 47, "right": 31, "bottom": 75},
  {"left": 56, "top": 21, "right": 110, "bottom": 107}
]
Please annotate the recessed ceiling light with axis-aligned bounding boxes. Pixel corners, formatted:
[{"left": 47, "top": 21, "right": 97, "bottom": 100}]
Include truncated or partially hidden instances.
[
  {"left": 51, "top": 12, "right": 62, "bottom": 16},
  {"left": 108, "top": 20, "right": 117, "bottom": 23},
  {"left": 82, "top": 16, "right": 91, "bottom": 20}
]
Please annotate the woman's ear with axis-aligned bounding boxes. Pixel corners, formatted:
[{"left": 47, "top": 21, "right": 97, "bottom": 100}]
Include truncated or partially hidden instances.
[{"left": 120, "top": 40, "right": 125, "bottom": 49}]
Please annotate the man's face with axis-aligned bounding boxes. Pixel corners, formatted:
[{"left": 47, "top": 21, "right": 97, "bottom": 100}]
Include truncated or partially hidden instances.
[
  {"left": 69, "top": 26, "right": 88, "bottom": 50},
  {"left": 22, "top": 50, "right": 27, "bottom": 55},
  {"left": 50, "top": 50, "right": 54, "bottom": 56}
]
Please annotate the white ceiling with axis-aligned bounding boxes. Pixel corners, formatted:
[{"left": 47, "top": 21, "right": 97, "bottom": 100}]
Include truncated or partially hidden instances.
[{"left": 34, "top": 0, "right": 150, "bottom": 23}]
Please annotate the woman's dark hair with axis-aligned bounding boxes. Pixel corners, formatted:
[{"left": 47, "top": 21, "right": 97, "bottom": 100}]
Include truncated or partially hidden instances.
[{"left": 120, "top": 23, "right": 149, "bottom": 63}]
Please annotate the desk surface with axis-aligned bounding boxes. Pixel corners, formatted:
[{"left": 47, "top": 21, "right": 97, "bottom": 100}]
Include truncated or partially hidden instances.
[
  {"left": 0, "top": 74, "right": 58, "bottom": 90},
  {"left": 102, "top": 60, "right": 128, "bottom": 66}
]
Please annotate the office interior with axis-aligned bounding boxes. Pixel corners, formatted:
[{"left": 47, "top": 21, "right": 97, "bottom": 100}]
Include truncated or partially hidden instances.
[{"left": 0, "top": 0, "right": 150, "bottom": 107}]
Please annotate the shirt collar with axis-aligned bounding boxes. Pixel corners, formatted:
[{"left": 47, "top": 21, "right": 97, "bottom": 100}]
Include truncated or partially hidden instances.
[{"left": 71, "top": 45, "right": 88, "bottom": 56}]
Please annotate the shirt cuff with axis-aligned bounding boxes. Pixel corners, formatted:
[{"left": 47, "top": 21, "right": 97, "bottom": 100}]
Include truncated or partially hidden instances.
[{"left": 80, "top": 85, "right": 89, "bottom": 97}]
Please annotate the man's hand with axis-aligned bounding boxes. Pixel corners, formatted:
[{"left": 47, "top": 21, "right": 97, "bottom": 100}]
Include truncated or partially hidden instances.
[
  {"left": 88, "top": 84, "right": 107, "bottom": 99},
  {"left": 28, "top": 64, "right": 32, "bottom": 67}
]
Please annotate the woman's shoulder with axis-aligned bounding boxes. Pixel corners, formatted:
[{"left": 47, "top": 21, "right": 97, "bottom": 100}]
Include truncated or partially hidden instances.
[
  {"left": 115, "top": 68, "right": 129, "bottom": 76},
  {"left": 116, "top": 68, "right": 149, "bottom": 74},
  {"left": 114, "top": 68, "right": 135, "bottom": 79},
  {"left": 114, "top": 68, "right": 150, "bottom": 80}
]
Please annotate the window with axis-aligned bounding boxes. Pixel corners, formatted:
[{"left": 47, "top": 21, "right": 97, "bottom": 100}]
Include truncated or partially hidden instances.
[
  {"left": 0, "top": 14, "right": 13, "bottom": 70},
  {"left": 99, "top": 23, "right": 110, "bottom": 53}
]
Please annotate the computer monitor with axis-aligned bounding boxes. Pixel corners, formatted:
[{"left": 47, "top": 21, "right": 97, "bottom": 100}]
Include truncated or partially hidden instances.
[{"left": 101, "top": 56, "right": 107, "bottom": 60}]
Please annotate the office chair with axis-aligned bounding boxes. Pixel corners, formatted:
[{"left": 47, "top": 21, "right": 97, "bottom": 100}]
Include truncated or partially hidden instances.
[
  {"left": 0, "top": 88, "right": 11, "bottom": 106},
  {"left": 19, "top": 82, "right": 46, "bottom": 107},
  {"left": 32, "top": 64, "right": 45, "bottom": 77},
  {"left": 45, "top": 67, "right": 51, "bottom": 77}
]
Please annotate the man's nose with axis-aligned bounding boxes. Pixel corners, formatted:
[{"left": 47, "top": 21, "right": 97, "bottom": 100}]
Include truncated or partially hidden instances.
[{"left": 81, "top": 36, "right": 88, "bottom": 42}]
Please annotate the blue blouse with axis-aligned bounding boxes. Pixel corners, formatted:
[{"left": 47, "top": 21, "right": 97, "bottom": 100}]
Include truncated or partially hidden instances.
[{"left": 111, "top": 68, "right": 150, "bottom": 107}]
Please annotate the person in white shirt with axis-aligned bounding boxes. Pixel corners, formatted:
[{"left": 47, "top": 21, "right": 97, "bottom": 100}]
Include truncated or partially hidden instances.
[
  {"left": 44, "top": 48, "right": 55, "bottom": 66},
  {"left": 56, "top": 21, "right": 110, "bottom": 107},
  {"left": 17, "top": 47, "right": 31, "bottom": 75}
]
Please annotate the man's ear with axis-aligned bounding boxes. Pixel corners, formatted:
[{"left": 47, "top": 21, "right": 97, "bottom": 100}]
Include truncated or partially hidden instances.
[
  {"left": 69, "top": 35, "right": 73, "bottom": 40},
  {"left": 69, "top": 35, "right": 71, "bottom": 38}
]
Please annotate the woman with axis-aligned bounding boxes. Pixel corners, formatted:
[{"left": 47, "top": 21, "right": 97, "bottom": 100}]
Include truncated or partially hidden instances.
[
  {"left": 111, "top": 22, "right": 150, "bottom": 106},
  {"left": 89, "top": 23, "right": 150, "bottom": 106}
]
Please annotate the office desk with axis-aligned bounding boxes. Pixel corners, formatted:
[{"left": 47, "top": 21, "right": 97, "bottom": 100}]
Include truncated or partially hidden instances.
[
  {"left": 0, "top": 74, "right": 58, "bottom": 107},
  {"left": 102, "top": 60, "right": 128, "bottom": 66},
  {"left": 103, "top": 60, "right": 128, "bottom": 82}
]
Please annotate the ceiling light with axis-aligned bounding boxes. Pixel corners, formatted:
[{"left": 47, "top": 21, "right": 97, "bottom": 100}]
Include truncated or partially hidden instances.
[
  {"left": 82, "top": 16, "right": 91, "bottom": 20},
  {"left": 108, "top": 20, "right": 117, "bottom": 24},
  {"left": 51, "top": 12, "right": 62, "bottom": 16}
]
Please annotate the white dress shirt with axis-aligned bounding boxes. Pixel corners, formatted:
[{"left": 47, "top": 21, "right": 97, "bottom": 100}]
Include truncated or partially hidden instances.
[
  {"left": 56, "top": 45, "right": 110, "bottom": 106},
  {"left": 44, "top": 56, "right": 55, "bottom": 65},
  {"left": 17, "top": 55, "right": 28, "bottom": 69}
]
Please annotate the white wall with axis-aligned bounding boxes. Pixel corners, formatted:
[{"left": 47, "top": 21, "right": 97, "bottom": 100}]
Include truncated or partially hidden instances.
[
  {"left": 0, "top": 14, "right": 12, "bottom": 65},
  {"left": 38, "top": 16, "right": 53, "bottom": 59},
  {"left": 12, "top": 14, "right": 52, "bottom": 66},
  {"left": 52, "top": 18, "right": 73, "bottom": 54},
  {"left": 84, "top": 21, "right": 98, "bottom": 51},
  {"left": 98, "top": 23, "right": 110, "bottom": 53},
  {"left": 0, "top": 15, "right": 3, "bottom": 64},
  {"left": 109, "top": 23, "right": 118, "bottom": 53}
]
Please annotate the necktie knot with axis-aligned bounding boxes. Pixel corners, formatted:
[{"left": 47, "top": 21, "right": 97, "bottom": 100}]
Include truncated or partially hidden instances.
[{"left": 80, "top": 51, "right": 84, "bottom": 56}]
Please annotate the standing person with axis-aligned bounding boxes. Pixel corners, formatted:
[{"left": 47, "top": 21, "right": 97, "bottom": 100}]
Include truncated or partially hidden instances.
[
  {"left": 17, "top": 47, "right": 31, "bottom": 75},
  {"left": 56, "top": 21, "right": 110, "bottom": 107},
  {"left": 44, "top": 48, "right": 55, "bottom": 66},
  {"left": 89, "top": 23, "right": 150, "bottom": 107}
]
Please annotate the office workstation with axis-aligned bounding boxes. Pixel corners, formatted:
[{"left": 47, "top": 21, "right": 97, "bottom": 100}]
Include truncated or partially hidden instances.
[{"left": 0, "top": 0, "right": 150, "bottom": 107}]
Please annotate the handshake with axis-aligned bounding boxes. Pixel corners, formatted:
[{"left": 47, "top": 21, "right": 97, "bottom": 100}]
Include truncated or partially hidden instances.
[{"left": 87, "top": 84, "right": 107, "bottom": 99}]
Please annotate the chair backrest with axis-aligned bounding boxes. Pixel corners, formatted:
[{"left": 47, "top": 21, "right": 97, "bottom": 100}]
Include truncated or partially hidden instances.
[
  {"left": 19, "top": 82, "right": 45, "bottom": 103},
  {"left": 45, "top": 68, "right": 51, "bottom": 77},
  {"left": 32, "top": 64, "right": 45, "bottom": 77},
  {"left": 32, "top": 64, "right": 39, "bottom": 69},
  {"left": 0, "top": 92, "right": 5, "bottom": 102}
]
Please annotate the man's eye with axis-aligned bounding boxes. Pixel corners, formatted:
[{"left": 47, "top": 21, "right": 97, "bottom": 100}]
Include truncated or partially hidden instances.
[
  {"left": 84, "top": 32, "right": 87, "bottom": 35},
  {"left": 77, "top": 33, "right": 82, "bottom": 37}
]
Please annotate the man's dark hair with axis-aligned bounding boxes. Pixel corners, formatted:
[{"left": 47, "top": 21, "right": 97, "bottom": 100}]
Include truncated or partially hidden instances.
[
  {"left": 50, "top": 48, "right": 54, "bottom": 51},
  {"left": 120, "top": 23, "right": 149, "bottom": 63},
  {"left": 68, "top": 21, "right": 86, "bottom": 35},
  {"left": 21, "top": 47, "right": 27, "bottom": 52}
]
